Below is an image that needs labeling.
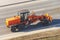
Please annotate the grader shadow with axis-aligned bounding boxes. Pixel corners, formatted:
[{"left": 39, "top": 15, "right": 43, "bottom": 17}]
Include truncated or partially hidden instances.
[{"left": 20, "top": 19, "right": 60, "bottom": 32}]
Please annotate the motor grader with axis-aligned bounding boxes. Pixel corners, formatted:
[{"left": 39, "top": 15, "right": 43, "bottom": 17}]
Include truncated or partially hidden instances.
[{"left": 5, "top": 9, "right": 52, "bottom": 32}]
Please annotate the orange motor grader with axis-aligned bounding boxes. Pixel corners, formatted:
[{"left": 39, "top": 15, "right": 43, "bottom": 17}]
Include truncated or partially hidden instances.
[{"left": 5, "top": 9, "right": 52, "bottom": 32}]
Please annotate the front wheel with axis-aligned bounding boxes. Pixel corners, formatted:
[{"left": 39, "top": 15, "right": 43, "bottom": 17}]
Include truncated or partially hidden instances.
[{"left": 41, "top": 19, "right": 52, "bottom": 26}]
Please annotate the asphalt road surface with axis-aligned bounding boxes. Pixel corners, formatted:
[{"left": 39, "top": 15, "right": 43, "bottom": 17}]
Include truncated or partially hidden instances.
[
  {"left": 0, "top": 0, "right": 60, "bottom": 36},
  {"left": 0, "top": 0, "right": 29, "bottom": 6},
  {"left": 0, "top": 7, "right": 60, "bottom": 36},
  {"left": 0, "top": 0, "right": 59, "bottom": 19},
  {"left": 0, "top": 0, "right": 38, "bottom": 7}
]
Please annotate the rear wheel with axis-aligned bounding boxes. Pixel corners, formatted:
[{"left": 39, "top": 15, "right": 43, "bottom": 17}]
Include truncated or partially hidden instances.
[
  {"left": 11, "top": 25, "right": 19, "bottom": 32},
  {"left": 11, "top": 26, "right": 16, "bottom": 32},
  {"left": 11, "top": 24, "right": 25, "bottom": 32}
]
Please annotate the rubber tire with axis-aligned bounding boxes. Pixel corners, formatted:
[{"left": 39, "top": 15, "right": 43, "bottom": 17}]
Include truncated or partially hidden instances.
[
  {"left": 11, "top": 26, "right": 17, "bottom": 32},
  {"left": 41, "top": 19, "right": 51, "bottom": 26},
  {"left": 11, "top": 25, "right": 19, "bottom": 32},
  {"left": 11, "top": 24, "right": 26, "bottom": 32}
]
